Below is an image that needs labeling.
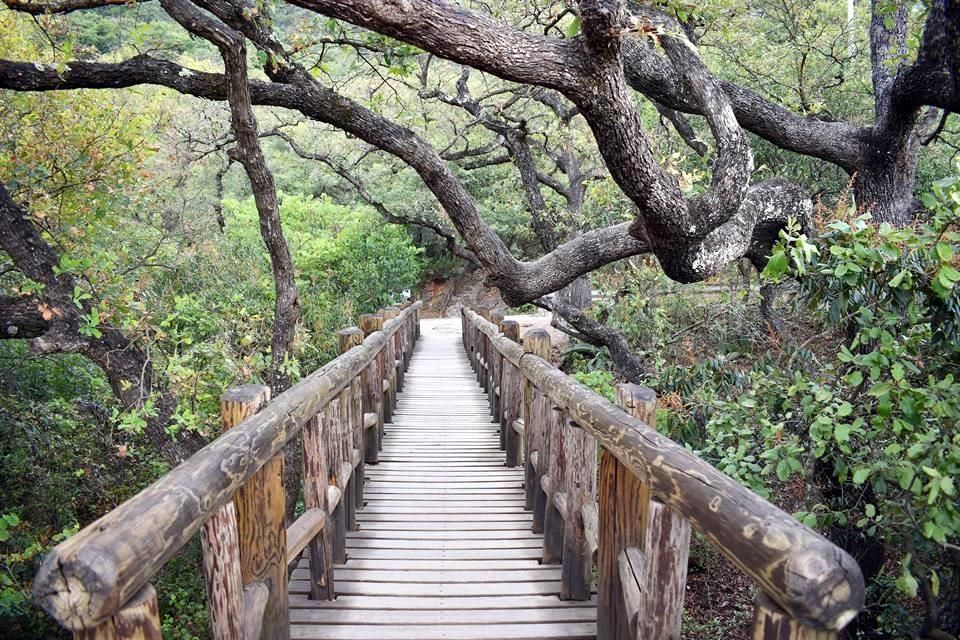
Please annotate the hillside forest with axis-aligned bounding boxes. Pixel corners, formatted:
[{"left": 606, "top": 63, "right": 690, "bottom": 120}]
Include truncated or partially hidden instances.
[{"left": 0, "top": 0, "right": 958, "bottom": 638}]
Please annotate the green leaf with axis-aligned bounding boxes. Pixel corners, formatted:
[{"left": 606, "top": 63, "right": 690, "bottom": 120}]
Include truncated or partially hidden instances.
[
  {"left": 852, "top": 467, "right": 871, "bottom": 485},
  {"left": 762, "top": 250, "right": 789, "bottom": 281},
  {"left": 935, "top": 242, "right": 954, "bottom": 262},
  {"left": 565, "top": 15, "right": 581, "bottom": 38}
]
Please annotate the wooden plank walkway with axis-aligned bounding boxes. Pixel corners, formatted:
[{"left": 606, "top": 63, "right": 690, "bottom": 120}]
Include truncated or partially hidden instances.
[{"left": 289, "top": 318, "right": 597, "bottom": 640}]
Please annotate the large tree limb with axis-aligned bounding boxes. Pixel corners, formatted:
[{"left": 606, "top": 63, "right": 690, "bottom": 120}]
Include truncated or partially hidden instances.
[
  {"left": 539, "top": 296, "right": 647, "bottom": 384},
  {"left": 2, "top": 0, "right": 135, "bottom": 14},
  {"left": 0, "top": 295, "right": 52, "bottom": 339}
]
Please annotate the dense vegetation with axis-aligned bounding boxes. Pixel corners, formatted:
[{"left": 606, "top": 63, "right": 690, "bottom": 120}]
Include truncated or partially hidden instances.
[{"left": 0, "top": 0, "right": 958, "bottom": 638}]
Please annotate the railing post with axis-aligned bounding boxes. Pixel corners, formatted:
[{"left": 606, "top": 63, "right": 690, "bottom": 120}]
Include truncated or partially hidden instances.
[
  {"left": 500, "top": 320, "right": 522, "bottom": 467},
  {"left": 597, "top": 384, "right": 653, "bottom": 640},
  {"left": 302, "top": 414, "right": 335, "bottom": 600},
  {"left": 221, "top": 384, "right": 289, "bottom": 640},
  {"left": 75, "top": 584, "right": 162, "bottom": 640},
  {"left": 560, "top": 414, "right": 597, "bottom": 601},
  {"left": 541, "top": 405, "right": 566, "bottom": 564},
  {"left": 488, "top": 310, "right": 505, "bottom": 429},
  {"left": 358, "top": 313, "right": 382, "bottom": 466},
  {"left": 338, "top": 328, "right": 363, "bottom": 531},
  {"left": 200, "top": 502, "right": 244, "bottom": 640},
  {"left": 522, "top": 329, "right": 551, "bottom": 520},
  {"left": 324, "top": 392, "right": 348, "bottom": 564}
]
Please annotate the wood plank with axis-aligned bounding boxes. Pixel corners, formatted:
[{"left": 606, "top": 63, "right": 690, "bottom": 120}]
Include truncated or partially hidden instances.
[
  {"left": 288, "top": 594, "right": 596, "bottom": 610},
  {"left": 292, "top": 568, "right": 561, "bottom": 583},
  {"left": 287, "top": 319, "right": 593, "bottom": 640},
  {"left": 289, "top": 607, "right": 596, "bottom": 624},
  {"left": 290, "top": 580, "right": 564, "bottom": 597},
  {"left": 289, "top": 622, "right": 597, "bottom": 640}
]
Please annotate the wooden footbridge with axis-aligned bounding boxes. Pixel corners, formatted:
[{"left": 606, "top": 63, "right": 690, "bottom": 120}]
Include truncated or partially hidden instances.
[{"left": 33, "top": 301, "right": 865, "bottom": 640}]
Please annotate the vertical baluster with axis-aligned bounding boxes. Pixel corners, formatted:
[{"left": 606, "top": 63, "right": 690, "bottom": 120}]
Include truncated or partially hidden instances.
[
  {"left": 522, "top": 329, "right": 551, "bottom": 518},
  {"left": 338, "top": 327, "right": 364, "bottom": 530},
  {"left": 221, "top": 384, "right": 289, "bottom": 640},
  {"left": 488, "top": 310, "right": 504, "bottom": 429},
  {"left": 324, "top": 395, "right": 348, "bottom": 565},
  {"left": 560, "top": 414, "right": 597, "bottom": 601},
  {"left": 200, "top": 502, "right": 244, "bottom": 640},
  {"left": 302, "top": 414, "right": 335, "bottom": 600},
  {"left": 500, "top": 320, "right": 522, "bottom": 468},
  {"left": 541, "top": 405, "right": 567, "bottom": 564}
]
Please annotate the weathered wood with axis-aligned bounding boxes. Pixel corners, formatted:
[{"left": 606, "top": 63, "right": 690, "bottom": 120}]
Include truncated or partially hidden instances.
[
  {"left": 358, "top": 313, "right": 382, "bottom": 337},
  {"left": 617, "top": 547, "right": 643, "bottom": 634},
  {"left": 200, "top": 502, "right": 244, "bottom": 640},
  {"left": 303, "top": 414, "right": 334, "bottom": 601},
  {"left": 34, "top": 303, "right": 422, "bottom": 630},
  {"left": 541, "top": 407, "right": 567, "bottom": 565},
  {"left": 560, "top": 415, "right": 597, "bottom": 601},
  {"left": 362, "top": 362, "right": 381, "bottom": 464},
  {"left": 243, "top": 582, "right": 270, "bottom": 640},
  {"left": 522, "top": 329, "right": 551, "bottom": 515},
  {"left": 324, "top": 398, "right": 348, "bottom": 565},
  {"left": 752, "top": 593, "right": 836, "bottom": 640},
  {"left": 531, "top": 392, "right": 550, "bottom": 534},
  {"left": 464, "top": 307, "right": 863, "bottom": 631},
  {"left": 286, "top": 509, "right": 327, "bottom": 564},
  {"left": 75, "top": 584, "right": 162, "bottom": 640},
  {"left": 636, "top": 499, "right": 691, "bottom": 640},
  {"left": 222, "top": 385, "right": 289, "bottom": 640},
  {"left": 348, "top": 378, "right": 365, "bottom": 527},
  {"left": 501, "top": 320, "right": 522, "bottom": 467},
  {"left": 582, "top": 503, "right": 598, "bottom": 557},
  {"left": 598, "top": 384, "right": 653, "bottom": 640}
]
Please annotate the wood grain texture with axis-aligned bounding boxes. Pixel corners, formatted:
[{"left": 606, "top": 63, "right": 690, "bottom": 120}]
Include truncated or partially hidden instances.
[
  {"left": 35, "top": 303, "right": 421, "bottom": 630},
  {"left": 598, "top": 384, "right": 653, "bottom": 640},
  {"left": 302, "top": 414, "right": 334, "bottom": 600},
  {"left": 464, "top": 307, "right": 863, "bottom": 631},
  {"left": 222, "top": 385, "right": 289, "bottom": 640},
  {"left": 523, "top": 329, "right": 551, "bottom": 518},
  {"left": 75, "top": 584, "right": 162, "bottom": 640},
  {"left": 752, "top": 593, "right": 836, "bottom": 640},
  {"left": 560, "top": 416, "right": 597, "bottom": 601},
  {"left": 637, "top": 499, "right": 691, "bottom": 640},
  {"left": 200, "top": 503, "right": 244, "bottom": 640}
]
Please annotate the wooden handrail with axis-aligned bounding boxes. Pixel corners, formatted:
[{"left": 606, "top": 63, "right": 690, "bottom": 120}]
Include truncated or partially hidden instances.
[
  {"left": 33, "top": 301, "right": 422, "bottom": 632},
  {"left": 462, "top": 306, "right": 864, "bottom": 632}
]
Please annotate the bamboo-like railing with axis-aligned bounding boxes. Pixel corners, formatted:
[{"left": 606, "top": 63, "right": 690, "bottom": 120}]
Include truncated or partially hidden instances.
[
  {"left": 462, "top": 305, "right": 865, "bottom": 640},
  {"left": 32, "top": 301, "right": 421, "bottom": 640}
]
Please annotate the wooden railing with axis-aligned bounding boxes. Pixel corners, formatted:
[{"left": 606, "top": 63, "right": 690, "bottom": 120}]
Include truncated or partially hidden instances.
[
  {"left": 462, "top": 306, "right": 865, "bottom": 640},
  {"left": 32, "top": 301, "right": 421, "bottom": 640}
]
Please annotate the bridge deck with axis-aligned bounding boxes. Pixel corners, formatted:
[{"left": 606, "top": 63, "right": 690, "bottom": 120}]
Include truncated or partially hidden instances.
[{"left": 289, "top": 319, "right": 597, "bottom": 639}]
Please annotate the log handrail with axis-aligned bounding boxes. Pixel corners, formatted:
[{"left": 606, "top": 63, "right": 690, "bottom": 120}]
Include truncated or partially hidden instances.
[
  {"left": 461, "top": 305, "right": 864, "bottom": 633},
  {"left": 33, "top": 301, "right": 422, "bottom": 632}
]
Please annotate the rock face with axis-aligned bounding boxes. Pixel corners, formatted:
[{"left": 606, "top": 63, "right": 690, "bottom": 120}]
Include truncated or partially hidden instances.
[{"left": 418, "top": 270, "right": 508, "bottom": 318}]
